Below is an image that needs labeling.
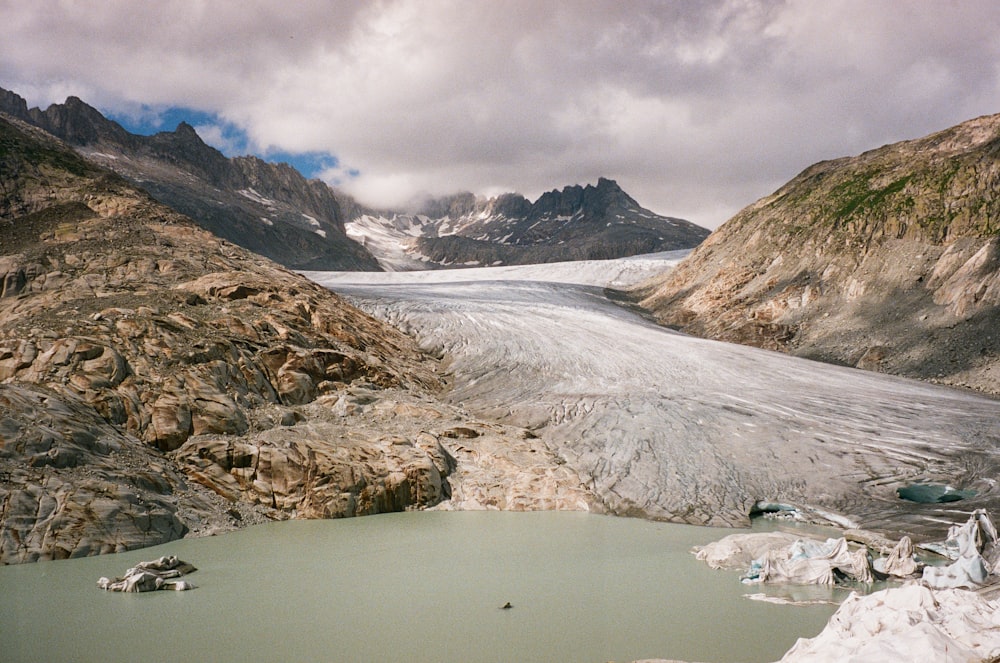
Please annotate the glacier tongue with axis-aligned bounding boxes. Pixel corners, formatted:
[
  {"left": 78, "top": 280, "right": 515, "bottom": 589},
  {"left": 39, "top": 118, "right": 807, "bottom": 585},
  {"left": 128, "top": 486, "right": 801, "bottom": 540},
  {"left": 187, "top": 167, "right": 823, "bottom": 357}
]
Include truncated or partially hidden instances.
[{"left": 306, "top": 253, "right": 1000, "bottom": 537}]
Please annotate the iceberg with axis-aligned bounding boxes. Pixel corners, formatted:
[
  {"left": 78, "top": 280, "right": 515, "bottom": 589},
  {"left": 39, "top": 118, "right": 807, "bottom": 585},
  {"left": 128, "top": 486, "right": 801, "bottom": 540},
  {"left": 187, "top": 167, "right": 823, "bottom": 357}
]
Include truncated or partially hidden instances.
[{"left": 97, "top": 555, "right": 197, "bottom": 592}]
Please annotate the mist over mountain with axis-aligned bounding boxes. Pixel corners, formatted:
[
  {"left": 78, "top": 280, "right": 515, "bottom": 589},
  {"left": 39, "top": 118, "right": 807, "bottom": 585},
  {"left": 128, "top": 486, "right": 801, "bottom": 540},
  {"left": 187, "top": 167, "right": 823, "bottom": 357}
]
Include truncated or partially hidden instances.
[
  {"left": 348, "top": 177, "right": 709, "bottom": 270},
  {"left": 1, "top": 87, "right": 707, "bottom": 273}
]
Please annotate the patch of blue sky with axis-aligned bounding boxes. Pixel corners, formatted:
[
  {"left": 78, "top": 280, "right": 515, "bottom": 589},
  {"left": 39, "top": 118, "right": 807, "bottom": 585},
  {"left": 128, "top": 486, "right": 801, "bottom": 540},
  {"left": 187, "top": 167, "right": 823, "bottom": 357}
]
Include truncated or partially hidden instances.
[
  {"left": 105, "top": 105, "right": 347, "bottom": 181},
  {"left": 264, "top": 149, "right": 343, "bottom": 180},
  {"left": 107, "top": 105, "right": 219, "bottom": 137}
]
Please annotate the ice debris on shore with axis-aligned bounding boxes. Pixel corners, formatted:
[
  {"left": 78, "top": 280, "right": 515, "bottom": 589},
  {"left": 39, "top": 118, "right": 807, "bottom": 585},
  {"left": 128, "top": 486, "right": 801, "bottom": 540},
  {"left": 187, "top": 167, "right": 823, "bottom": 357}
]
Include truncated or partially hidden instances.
[
  {"left": 97, "top": 555, "right": 197, "bottom": 592},
  {"left": 921, "top": 508, "right": 1000, "bottom": 589},
  {"left": 688, "top": 510, "right": 1000, "bottom": 662},
  {"left": 694, "top": 509, "right": 1000, "bottom": 589},
  {"left": 779, "top": 584, "right": 1000, "bottom": 662},
  {"left": 693, "top": 530, "right": 919, "bottom": 586}
]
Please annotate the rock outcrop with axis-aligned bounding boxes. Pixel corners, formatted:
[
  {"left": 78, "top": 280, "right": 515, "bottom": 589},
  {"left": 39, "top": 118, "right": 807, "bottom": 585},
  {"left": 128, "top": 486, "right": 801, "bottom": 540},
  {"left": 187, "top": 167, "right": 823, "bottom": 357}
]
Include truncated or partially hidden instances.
[
  {"left": 635, "top": 113, "right": 1000, "bottom": 395},
  {"left": 0, "top": 382, "right": 190, "bottom": 562},
  {"left": 0, "top": 114, "right": 594, "bottom": 563},
  {"left": 173, "top": 388, "right": 595, "bottom": 519}
]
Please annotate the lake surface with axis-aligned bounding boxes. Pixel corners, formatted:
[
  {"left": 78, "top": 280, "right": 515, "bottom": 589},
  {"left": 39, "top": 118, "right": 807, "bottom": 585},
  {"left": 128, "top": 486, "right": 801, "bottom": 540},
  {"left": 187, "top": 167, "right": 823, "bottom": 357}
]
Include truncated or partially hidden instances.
[{"left": 0, "top": 512, "right": 841, "bottom": 663}]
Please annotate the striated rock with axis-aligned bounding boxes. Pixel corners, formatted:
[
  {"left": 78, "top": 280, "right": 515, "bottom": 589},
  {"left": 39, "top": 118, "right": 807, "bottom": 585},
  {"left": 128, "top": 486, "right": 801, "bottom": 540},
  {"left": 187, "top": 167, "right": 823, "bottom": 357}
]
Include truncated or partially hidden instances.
[
  {"left": 431, "top": 427, "right": 596, "bottom": 513},
  {"left": 174, "top": 426, "right": 452, "bottom": 517},
  {"left": 172, "top": 388, "right": 595, "bottom": 519},
  {"left": 0, "top": 175, "right": 434, "bottom": 453},
  {"left": 0, "top": 383, "right": 189, "bottom": 563},
  {"left": 0, "top": 113, "right": 587, "bottom": 563}
]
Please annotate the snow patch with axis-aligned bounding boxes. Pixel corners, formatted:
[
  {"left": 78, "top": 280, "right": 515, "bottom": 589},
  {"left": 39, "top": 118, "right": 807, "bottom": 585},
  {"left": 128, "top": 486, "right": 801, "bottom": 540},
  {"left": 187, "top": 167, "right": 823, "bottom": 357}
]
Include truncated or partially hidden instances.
[{"left": 238, "top": 188, "right": 276, "bottom": 208}]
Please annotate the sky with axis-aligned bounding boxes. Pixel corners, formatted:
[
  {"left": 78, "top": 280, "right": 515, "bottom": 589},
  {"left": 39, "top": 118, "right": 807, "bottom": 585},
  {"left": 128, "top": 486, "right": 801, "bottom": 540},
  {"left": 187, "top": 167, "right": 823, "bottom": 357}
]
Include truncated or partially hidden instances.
[{"left": 2, "top": 1, "right": 999, "bottom": 229}]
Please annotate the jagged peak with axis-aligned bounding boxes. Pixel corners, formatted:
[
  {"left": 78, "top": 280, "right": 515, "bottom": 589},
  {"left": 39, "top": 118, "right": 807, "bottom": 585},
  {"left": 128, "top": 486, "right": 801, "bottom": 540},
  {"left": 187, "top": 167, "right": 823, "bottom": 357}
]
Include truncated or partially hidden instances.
[
  {"left": 174, "top": 120, "right": 199, "bottom": 135},
  {"left": 53, "top": 95, "right": 110, "bottom": 123},
  {"left": 0, "top": 86, "right": 30, "bottom": 120}
]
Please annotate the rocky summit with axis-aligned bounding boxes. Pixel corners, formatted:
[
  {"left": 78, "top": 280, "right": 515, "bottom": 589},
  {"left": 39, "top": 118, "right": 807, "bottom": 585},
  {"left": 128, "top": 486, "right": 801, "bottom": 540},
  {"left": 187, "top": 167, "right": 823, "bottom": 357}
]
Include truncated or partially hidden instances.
[
  {"left": 635, "top": 112, "right": 1000, "bottom": 395},
  {"left": 346, "top": 177, "right": 709, "bottom": 270},
  {"left": 0, "top": 114, "right": 592, "bottom": 563}
]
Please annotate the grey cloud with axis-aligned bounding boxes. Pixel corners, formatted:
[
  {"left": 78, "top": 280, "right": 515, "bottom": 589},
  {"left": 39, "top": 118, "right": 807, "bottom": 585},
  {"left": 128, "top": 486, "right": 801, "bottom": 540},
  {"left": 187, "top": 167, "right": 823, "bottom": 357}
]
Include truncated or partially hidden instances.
[{"left": 1, "top": 0, "right": 999, "bottom": 228}]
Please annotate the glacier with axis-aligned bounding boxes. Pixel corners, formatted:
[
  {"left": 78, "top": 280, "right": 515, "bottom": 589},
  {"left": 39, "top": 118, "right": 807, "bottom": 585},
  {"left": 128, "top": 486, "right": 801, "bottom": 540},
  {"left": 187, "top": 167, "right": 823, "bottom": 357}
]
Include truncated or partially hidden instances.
[{"left": 305, "top": 252, "right": 1000, "bottom": 539}]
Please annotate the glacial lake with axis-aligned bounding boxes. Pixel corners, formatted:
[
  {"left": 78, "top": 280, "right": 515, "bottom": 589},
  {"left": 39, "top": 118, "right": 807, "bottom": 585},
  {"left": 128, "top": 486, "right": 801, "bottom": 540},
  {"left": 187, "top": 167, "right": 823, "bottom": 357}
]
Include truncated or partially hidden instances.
[{"left": 0, "top": 512, "right": 843, "bottom": 663}]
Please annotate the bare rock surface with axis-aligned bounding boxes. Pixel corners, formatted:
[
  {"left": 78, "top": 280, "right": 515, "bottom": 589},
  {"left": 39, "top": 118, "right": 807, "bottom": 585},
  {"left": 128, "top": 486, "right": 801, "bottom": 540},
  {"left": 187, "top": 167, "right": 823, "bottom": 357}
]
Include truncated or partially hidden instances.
[
  {"left": 172, "top": 387, "right": 595, "bottom": 520},
  {"left": 0, "top": 381, "right": 246, "bottom": 562},
  {"left": 0, "top": 114, "right": 590, "bottom": 563}
]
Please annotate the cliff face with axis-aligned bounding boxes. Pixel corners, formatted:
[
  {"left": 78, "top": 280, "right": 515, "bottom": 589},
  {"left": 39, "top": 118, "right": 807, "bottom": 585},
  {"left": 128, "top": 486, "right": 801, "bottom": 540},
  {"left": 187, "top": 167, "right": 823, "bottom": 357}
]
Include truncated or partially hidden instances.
[
  {"left": 0, "top": 116, "right": 591, "bottom": 563},
  {"left": 636, "top": 113, "right": 1000, "bottom": 394}
]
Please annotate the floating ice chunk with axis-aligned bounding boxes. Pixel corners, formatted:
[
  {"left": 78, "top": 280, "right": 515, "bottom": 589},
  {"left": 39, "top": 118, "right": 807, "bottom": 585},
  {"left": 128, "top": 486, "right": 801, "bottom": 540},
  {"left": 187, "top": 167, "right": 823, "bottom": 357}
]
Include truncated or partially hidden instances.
[{"left": 97, "top": 555, "right": 197, "bottom": 592}]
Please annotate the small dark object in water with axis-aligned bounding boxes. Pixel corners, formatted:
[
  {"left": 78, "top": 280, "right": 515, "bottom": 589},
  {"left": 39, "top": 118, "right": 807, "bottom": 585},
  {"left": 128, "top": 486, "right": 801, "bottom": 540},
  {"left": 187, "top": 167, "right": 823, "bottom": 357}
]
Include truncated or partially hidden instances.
[{"left": 500, "top": 602, "right": 512, "bottom": 609}]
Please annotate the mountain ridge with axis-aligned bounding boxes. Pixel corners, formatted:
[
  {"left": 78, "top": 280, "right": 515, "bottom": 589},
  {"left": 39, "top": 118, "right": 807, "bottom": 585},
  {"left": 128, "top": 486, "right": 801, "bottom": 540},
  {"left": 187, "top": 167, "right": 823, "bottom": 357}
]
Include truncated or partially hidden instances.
[
  {"left": 0, "top": 113, "right": 592, "bottom": 563},
  {"left": 1, "top": 87, "right": 708, "bottom": 272},
  {"left": 0, "top": 88, "right": 382, "bottom": 271},
  {"left": 348, "top": 177, "right": 709, "bottom": 270},
  {"left": 634, "top": 111, "right": 1000, "bottom": 395}
]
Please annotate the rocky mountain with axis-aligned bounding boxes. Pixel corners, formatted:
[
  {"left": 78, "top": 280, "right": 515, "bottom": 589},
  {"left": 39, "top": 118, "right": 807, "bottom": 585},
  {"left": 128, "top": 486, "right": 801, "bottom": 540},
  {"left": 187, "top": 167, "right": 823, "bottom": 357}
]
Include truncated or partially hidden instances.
[
  {"left": 346, "top": 178, "right": 709, "bottom": 270},
  {"left": 634, "top": 112, "right": 1000, "bottom": 395},
  {"left": 0, "top": 114, "right": 593, "bottom": 563},
  {"left": 0, "top": 87, "right": 381, "bottom": 271},
  {"left": 0, "top": 88, "right": 707, "bottom": 273}
]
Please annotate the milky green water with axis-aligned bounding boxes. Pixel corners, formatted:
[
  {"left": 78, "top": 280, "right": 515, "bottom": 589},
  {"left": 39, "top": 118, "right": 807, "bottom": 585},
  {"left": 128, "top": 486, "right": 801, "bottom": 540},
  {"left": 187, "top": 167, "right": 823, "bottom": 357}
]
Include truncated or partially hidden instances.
[{"left": 0, "top": 512, "right": 841, "bottom": 663}]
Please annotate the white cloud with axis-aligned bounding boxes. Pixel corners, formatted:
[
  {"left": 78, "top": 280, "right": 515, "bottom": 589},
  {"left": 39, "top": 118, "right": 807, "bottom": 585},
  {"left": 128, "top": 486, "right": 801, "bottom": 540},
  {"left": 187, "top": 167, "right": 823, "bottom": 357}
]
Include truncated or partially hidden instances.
[
  {"left": 2, "top": 0, "right": 999, "bottom": 228},
  {"left": 191, "top": 122, "right": 249, "bottom": 157}
]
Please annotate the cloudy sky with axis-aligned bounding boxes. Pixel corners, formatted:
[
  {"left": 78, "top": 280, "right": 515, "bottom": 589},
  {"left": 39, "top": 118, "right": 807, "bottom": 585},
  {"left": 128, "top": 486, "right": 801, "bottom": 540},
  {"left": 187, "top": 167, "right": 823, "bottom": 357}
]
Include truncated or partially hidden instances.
[{"left": 2, "top": 1, "right": 999, "bottom": 229}]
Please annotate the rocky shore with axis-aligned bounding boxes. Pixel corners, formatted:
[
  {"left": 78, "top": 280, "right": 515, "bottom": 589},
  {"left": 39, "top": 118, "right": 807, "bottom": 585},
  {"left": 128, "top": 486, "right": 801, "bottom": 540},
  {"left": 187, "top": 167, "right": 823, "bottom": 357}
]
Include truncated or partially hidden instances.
[{"left": 0, "top": 114, "right": 592, "bottom": 563}]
